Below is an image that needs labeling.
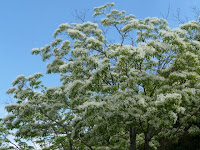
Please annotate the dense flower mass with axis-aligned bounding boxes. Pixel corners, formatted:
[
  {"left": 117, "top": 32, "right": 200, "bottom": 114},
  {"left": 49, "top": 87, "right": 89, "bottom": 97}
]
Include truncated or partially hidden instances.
[{"left": 1, "top": 3, "right": 200, "bottom": 150}]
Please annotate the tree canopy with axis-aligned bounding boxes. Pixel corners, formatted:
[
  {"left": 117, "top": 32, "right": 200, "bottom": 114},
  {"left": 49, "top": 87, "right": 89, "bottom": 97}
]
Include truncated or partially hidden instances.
[{"left": 1, "top": 3, "right": 200, "bottom": 150}]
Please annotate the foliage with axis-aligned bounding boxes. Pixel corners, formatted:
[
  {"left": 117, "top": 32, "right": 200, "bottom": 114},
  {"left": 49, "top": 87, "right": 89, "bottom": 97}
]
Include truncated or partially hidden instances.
[{"left": 1, "top": 3, "right": 200, "bottom": 150}]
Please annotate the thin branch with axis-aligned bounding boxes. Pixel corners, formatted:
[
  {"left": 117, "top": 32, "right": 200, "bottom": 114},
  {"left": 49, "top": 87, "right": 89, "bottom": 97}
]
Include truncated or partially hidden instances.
[
  {"left": 173, "top": 8, "right": 188, "bottom": 24},
  {"left": 143, "top": 86, "right": 147, "bottom": 95},
  {"left": 139, "top": 118, "right": 145, "bottom": 133},
  {"left": 173, "top": 106, "right": 200, "bottom": 136},
  {"left": 78, "top": 135, "right": 94, "bottom": 150},
  {"left": 113, "top": 24, "right": 126, "bottom": 46},
  {"left": 160, "top": 4, "right": 170, "bottom": 20},
  {"left": 39, "top": 108, "right": 70, "bottom": 134},
  {"left": 72, "top": 9, "right": 89, "bottom": 23},
  {"left": 2, "top": 135, "right": 21, "bottom": 150},
  {"left": 191, "top": 6, "right": 200, "bottom": 21},
  {"left": 150, "top": 86, "right": 156, "bottom": 97}
]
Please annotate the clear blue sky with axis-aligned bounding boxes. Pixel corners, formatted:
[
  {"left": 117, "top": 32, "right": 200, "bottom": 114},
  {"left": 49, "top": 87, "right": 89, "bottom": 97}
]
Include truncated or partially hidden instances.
[{"left": 0, "top": 0, "right": 200, "bottom": 116}]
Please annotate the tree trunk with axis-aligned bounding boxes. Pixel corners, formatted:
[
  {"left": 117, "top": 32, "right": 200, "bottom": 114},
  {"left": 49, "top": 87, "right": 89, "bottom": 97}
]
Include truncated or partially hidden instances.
[
  {"left": 69, "top": 140, "right": 73, "bottom": 150},
  {"left": 144, "top": 122, "right": 151, "bottom": 150},
  {"left": 144, "top": 132, "right": 151, "bottom": 150},
  {"left": 144, "top": 138, "right": 149, "bottom": 150},
  {"left": 129, "top": 125, "right": 137, "bottom": 150}
]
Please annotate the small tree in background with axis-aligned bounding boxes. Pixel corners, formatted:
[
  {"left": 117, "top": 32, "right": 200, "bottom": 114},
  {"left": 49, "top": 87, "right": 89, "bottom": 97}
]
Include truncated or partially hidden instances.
[{"left": 2, "top": 3, "right": 200, "bottom": 150}]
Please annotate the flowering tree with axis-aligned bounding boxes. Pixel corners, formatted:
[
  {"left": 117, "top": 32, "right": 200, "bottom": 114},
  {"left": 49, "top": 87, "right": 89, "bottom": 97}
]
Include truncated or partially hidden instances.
[{"left": 2, "top": 3, "right": 200, "bottom": 150}]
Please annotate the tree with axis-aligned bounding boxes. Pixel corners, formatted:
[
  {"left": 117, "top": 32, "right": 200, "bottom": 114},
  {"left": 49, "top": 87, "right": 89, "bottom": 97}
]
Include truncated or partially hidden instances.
[{"left": 2, "top": 3, "right": 200, "bottom": 150}]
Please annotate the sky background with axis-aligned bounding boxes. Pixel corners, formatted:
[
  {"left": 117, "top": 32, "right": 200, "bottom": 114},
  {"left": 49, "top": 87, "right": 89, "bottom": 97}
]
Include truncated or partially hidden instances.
[{"left": 1, "top": 0, "right": 200, "bottom": 117}]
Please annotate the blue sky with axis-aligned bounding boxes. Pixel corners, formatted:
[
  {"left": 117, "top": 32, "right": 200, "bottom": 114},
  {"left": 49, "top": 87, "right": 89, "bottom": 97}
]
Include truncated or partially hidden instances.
[{"left": 0, "top": 0, "right": 200, "bottom": 117}]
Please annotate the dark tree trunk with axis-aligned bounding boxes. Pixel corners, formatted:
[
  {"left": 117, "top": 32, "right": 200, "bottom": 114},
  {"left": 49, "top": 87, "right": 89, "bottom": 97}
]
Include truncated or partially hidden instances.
[
  {"left": 144, "top": 138, "right": 150, "bottom": 150},
  {"left": 144, "top": 123, "right": 151, "bottom": 150},
  {"left": 69, "top": 140, "right": 73, "bottom": 150},
  {"left": 129, "top": 125, "right": 137, "bottom": 150}
]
